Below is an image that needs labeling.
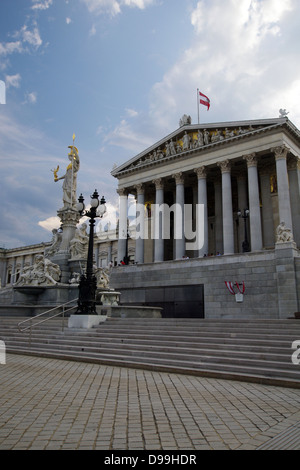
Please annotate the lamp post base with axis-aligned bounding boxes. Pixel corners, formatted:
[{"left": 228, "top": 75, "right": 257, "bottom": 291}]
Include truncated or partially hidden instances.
[{"left": 75, "top": 274, "right": 97, "bottom": 315}]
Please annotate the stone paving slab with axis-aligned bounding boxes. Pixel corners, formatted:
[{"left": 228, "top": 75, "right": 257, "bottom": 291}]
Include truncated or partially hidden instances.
[{"left": 0, "top": 354, "right": 300, "bottom": 451}]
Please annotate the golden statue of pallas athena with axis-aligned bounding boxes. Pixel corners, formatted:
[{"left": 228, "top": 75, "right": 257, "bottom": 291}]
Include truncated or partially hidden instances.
[{"left": 52, "top": 135, "right": 80, "bottom": 210}]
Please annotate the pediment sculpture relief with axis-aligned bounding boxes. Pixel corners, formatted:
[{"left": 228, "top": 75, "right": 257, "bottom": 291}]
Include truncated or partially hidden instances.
[{"left": 123, "top": 124, "right": 262, "bottom": 173}]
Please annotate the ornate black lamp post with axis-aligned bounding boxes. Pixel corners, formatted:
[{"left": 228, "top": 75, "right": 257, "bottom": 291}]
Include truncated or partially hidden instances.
[
  {"left": 237, "top": 208, "right": 250, "bottom": 253},
  {"left": 75, "top": 190, "right": 106, "bottom": 315}
]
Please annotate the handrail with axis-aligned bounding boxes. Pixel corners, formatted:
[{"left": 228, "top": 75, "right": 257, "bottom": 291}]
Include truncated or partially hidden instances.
[{"left": 18, "top": 299, "right": 78, "bottom": 341}]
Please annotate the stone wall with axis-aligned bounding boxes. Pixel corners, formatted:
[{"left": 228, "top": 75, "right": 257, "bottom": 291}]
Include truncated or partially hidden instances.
[{"left": 110, "top": 247, "right": 300, "bottom": 319}]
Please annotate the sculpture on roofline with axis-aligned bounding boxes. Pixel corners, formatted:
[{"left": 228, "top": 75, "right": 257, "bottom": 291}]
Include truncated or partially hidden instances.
[
  {"left": 279, "top": 109, "right": 289, "bottom": 118},
  {"left": 179, "top": 114, "right": 192, "bottom": 127}
]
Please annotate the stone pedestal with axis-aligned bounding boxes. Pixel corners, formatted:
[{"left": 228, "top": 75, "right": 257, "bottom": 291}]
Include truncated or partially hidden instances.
[
  {"left": 52, "top": 208, "right": 81, "bottom": 283},
  {"left": 68, "top": 314, "right": 107, "bottom": 329}
]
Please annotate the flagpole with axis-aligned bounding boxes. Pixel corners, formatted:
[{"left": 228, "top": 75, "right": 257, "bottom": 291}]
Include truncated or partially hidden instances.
[{"left": 197, "top": 88, "right": 200, "bottom": 124}]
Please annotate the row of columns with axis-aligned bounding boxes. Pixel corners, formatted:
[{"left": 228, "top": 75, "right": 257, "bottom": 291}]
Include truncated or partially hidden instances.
[{"left": 117, "top": 145, "right": 298, "bottom": 263}]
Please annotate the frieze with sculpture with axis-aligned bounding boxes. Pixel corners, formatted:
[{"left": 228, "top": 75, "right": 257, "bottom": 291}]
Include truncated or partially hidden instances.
[{"left": 123, "top": 123, "right": 261, "bottom": 174}]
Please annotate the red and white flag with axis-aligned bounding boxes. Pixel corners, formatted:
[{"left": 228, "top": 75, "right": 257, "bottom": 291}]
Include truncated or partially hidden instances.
[
  {"left": 225, "top": 281, "right": 235, "bottom": 295},
  {"left": 199, "top": 91, "right": 210, "bottom": 111}
]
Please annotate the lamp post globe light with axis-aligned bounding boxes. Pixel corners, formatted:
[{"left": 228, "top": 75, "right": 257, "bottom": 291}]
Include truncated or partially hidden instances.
[
  {"left": 75, "top": 190, "right": 106, "bottom": 315},
  {"left": 237, "top": 208, "right": 250, "bottom": 253}
]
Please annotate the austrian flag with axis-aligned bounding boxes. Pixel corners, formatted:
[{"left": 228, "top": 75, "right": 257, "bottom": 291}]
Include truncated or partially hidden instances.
[{"left": 199, "top": 91, "right": 210, "bottom": 111}]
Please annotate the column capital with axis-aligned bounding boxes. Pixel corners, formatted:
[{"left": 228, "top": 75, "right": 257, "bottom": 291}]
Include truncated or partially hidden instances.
[
  {"left": 271, "top": 145, "right": 290, "bottom": 160},
  {"left": 153, "top": 178, "right": 164, "bottom": 190},
  {"left": 243, "top": 153, "right": 257, "bottom": 167},
  {"left": 217, "top": 159, "right": 231, "bottom": 174},
  {"left": 135, "top": 183, "right": 145, "bottom": 195},
  {"left": 172, "top": 172, "right": 184, "bottom": 185},
  {"left": 194, "top": 166, "right": 207, "bottom": 179},
  {"left": 117, "top": 188, "right": 128, "bottom": 197}
]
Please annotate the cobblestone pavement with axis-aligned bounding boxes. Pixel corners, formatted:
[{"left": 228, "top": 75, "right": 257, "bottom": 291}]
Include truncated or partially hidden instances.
[{"left": 0, "top": 354, "right": 300, "bottom": 450}]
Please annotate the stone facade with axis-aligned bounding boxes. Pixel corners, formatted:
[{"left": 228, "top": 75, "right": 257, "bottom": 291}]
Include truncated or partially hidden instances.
[{"left": 110, "top": 116, "right": 300, "bottom": 319}]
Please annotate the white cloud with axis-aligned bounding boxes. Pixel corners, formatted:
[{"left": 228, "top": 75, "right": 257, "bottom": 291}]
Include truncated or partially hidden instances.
[
  {"left": 81, "top": 0, "right": 121, "bottom": 15},
  {"left": 0, "top": 41, "right": 23, "bottom": 56},
  {"left": 20, "top": 24, "right": 43, "bottom": 48},
  {"left": 31, "top": 0, "right": 53, "bottom": 10},
  {"left": 0, "top": 112, "right": 65, "bottom": 247},
  {"left": 122, "top": 0, "right": 155, "bottom": 9},
  {"left": 148, "top": 0, "right": 299, "bottom": 130},
  {"left": 81, "top": 0, "right": 155, "bottom": 16},
  {"left": 23, "top": 91, "right": 37, "bottom": 104},
  {"left": 5, "top": 73, "right": 21, "bottom": 88},
  {"left": 66, "top": 17, "right": 72, "bottom": 25},
  {"left": 125, "top": 108, "right": 139, "bottom": 118},
  {"left": 104, "top": 118, "right": 154, "bottom": 153},
  {"left": 38, "top": 216, "right": 61, "bottom": 232},
  {"left": 102, "top": 0, "right": 300, "bottom": 162}
]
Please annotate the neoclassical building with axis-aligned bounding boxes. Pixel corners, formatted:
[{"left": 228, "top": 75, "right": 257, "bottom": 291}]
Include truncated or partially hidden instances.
[
  {"left": 1, "top": 116, "right": 300, "bottom": 319},
  {"left": 110, "top": 116, "right": 300, "bottom": 319}
]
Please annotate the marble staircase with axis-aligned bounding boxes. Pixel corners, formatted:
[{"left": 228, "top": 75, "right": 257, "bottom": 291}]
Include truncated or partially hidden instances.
[{"left": 0, "top": 316, "right": 300, "bottom": 388}]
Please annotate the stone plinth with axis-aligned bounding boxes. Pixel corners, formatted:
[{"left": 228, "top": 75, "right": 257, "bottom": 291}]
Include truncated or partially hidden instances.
[
  {"left": 12, "top": 284, "right": 78, "bottom": 307},
  {"left": 52, "top": 208, "right": 81, "bottom": 283},
  {"left": 68, "top": 314, "right": 107, "bottom": 329},
  {"left": 98, "top": 305, "right": 162, "bottom": 318}
]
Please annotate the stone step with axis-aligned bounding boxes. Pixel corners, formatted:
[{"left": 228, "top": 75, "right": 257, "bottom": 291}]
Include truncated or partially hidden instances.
[
  {"left": 7, "top": 346, "right": 300, "bottom": 387},
  {"left": 3, "top": 336, "right": 296, "bottom": 366},
  {"left": 2, "top": 316, "right": 300, "bottom": 326},
  {"left": 3, "top": 318, "right": 300, "bottom": 334},
  {"left": 1, "top": 327, "right": 299, "bottom": 352},
  {"left": 1, "top": 317, "right": 300, "bottom": 388},
  {"left": 1, "top": 331, "right": 296, "bottom": 353}
]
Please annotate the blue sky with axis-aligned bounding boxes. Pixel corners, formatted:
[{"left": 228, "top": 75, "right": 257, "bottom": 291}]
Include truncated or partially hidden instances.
[{"left": 0, "top": 0, "right": 300, "bottom": 248}]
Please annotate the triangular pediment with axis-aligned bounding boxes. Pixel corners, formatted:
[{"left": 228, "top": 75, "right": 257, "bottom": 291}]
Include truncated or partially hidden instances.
[{"left": 111, "top": 117, "right": 298, "bottom": 178}]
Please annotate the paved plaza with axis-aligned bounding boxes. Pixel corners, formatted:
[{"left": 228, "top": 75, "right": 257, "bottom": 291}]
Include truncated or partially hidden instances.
[{"left": 0, "top": 353, "right": 300, "bottom": 450}]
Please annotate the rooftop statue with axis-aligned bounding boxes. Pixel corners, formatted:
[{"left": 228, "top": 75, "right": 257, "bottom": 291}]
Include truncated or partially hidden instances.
[
  {"left": 279, "top": 109, "right": 289, "bottom": 118},
  {"left": 179, "top": 114, "right": 192, "bottom": 127}
]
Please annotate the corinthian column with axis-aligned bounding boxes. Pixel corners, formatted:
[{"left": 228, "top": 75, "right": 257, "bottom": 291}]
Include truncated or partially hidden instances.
[
  {"left": 153, "top": 178, "right": 164, "bottom": 262},
  {"left": 117, "top": 188, "right": 128, "bottom": 263},
  {"left": 194, "top": 166, "right": 208, "bottom": 257},
  {"left": 173, "top": 172, "right": 185, "bottom": 259},
  {"left": 135, "top": 184, "right": 145, "bottom": 264},
  {"left": 218, "top": 160, "right": 234, "bottom": 254},
  {"left": 243, "top": 153, "right": 263, "bottom": 251},
  {"left": 272, "top": 145, "right": 293, "bottom": 231},
  {"left": 288, "top": 157, "right": 300, "bottom": 246}
]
